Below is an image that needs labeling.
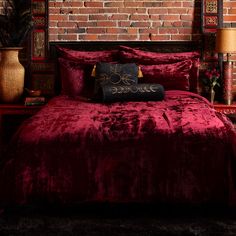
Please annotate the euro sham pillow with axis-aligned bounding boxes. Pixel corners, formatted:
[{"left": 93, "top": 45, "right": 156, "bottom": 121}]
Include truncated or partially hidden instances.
[
  {"left": 119, "top": 46, "right": 200, "bottom": 92},
  {"left": 94, "top": 62, "right": 139, "bottom": 97},
  {"left": 140, "top": 60, "right": 193, "bottom": 91},
  {"left": 119, "top": 45, "right": 200, "bottom": 64},
  {"left": 57, "top": 46, "right": 119, "bottom": 65},
  {"left": 101, "top": 84, "right": 165, "bottom": 103}
]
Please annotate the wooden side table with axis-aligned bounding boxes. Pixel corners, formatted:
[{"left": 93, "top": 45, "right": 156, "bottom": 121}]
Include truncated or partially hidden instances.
[
  {"left": 0, "top": 104, "right": 44, "bottom": 154},
  {"left": 213, "top": 103, "right": 236, "bottom": 115},
  {"left": 213, "top": 103, "right": 236, "bottom": 126}
]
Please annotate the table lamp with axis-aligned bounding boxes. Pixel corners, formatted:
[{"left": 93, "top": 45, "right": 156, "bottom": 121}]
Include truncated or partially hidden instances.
[{"left": 215, "top": 28, "right": 236, "bottom": 105}]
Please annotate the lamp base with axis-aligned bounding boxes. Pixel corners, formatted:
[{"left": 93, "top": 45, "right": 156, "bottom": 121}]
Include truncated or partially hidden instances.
[{"left": 223, "top": 61, "right": 233, "bottom": 105}]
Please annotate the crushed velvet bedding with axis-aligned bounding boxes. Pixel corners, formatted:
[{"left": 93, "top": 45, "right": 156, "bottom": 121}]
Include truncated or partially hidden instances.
[{"left": 1, "top": 91, "right": 236, "bottom": 206}]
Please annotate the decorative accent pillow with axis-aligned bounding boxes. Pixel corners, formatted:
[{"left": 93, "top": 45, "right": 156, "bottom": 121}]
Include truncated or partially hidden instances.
[
  {"left": 140, "top": 60, "right": 193, "bottom": 91},
  {"left": 57, "top": 46, "right": 119, "bottom": 65},
  {"left": 100, "top": 84, "right": 165, "bottom": 103},
  {"left": 58, "top": 57, "right": 85, "bottom": 97},
  {"left": 94, "top": 62, "right": 139, "bottom": 97}
]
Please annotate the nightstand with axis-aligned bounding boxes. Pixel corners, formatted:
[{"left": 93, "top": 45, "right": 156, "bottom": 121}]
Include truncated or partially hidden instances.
[
  {"left": 213, "top": 103, "right": 236, "bottom": 126},
  {"left": 0, "top": 104, "right": 44, "bottom": 153}
]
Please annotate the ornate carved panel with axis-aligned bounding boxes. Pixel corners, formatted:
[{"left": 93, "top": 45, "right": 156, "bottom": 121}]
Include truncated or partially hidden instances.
[
  {"left": 201, "top": 0, "right": 223, "bottom": 34},
  {"left": 29, "top": 0, "right": 55, "bottom": 96}
]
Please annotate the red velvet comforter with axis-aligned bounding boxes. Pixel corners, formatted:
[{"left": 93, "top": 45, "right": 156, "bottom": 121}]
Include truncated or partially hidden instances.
[{"left": 1, "top": 91, "right": 236, "bottom": 206}]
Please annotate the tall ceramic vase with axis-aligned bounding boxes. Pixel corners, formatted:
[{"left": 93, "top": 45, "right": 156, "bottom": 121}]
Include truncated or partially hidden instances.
[{"left": 0, "top": 48, "right": 25, "bottom": 103}]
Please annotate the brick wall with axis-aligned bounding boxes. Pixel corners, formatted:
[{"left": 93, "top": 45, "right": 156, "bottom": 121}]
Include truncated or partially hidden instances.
[
  {"left": 48, "top": 0, "right": 201, "bottom": 42},
  {"left": 0, "top": 0, "right": 235, "bottom": 41}
]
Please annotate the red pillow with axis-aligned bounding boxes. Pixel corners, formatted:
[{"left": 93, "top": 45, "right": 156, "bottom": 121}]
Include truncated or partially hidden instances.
[
  {"left": 119, "top": 45, "right": 200, "bottom": 64},
  {"left": 119, "top": 46, "right": 200, "bottom": 92},
  {"left": 58, "top": 58, "right": 86, "bottom": 97},
  {"left": 57, "top": 46, "right": 119, "bottom": 65},
  {"left": 140, "top": 60, "right": 193, "bottom": 91}
]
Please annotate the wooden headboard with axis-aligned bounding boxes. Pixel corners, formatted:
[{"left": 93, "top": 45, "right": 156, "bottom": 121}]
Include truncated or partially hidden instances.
[
  {"left": 49, "top": 41, "right": 201, "bottom": 58},
  {"left": 49, "top": 40, "right": 202, "bottom": 95}
]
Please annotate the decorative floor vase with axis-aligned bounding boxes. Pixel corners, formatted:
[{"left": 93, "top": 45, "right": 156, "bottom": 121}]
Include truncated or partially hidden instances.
[{"left": 0, "top": 48, "right": 25, "bottom": 103}]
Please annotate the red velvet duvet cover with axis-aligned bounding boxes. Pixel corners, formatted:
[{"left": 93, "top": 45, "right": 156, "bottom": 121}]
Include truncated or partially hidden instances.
[{"left": 1, "top": 90, "right": 236, "bottom": 206}]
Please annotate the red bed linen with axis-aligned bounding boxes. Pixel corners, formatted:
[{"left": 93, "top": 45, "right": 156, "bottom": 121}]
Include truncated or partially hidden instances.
[{"left": 1, "top": 91, "right": 236, "bottom": 206}]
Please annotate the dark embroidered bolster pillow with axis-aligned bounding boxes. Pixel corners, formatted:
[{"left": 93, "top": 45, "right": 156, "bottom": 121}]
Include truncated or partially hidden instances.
[
  {"left": 100, "top": 84, "right": 165, "bottom": 103},
  {"left": 94, "top": 62, "right": 139, "bottom": 98}
]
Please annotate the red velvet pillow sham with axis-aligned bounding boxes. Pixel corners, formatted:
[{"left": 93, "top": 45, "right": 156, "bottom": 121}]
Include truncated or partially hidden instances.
[
  {"left": 119, "top": 46, "right": 200, "bottom": 92},
  {"left": 140, "top": 60, "right": 193, "bottom": 91},
  {"left": 119, "top": 45, "right": 200, "bottom": 64},
  {"left": 58, "top": 58, "right": 86, "bottom": 97},
  {"left": 57, "top": 46, "right": 119, "bottom": 65}
]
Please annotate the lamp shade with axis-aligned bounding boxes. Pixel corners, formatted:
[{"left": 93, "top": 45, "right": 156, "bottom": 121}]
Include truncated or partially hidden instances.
[{"left": 215, "top": 28, "right": 236, "bottom": 53}]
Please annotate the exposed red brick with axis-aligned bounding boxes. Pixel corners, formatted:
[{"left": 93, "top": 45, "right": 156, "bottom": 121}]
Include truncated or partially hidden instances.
[
  {"left": 118, "top": 21, "right": 131, "bottom": 27},
  {"left": 108, "top": 14, "right": 128, "bottom": 20},
  {"left": 97, "top": 21, "right": 117, "bottom": 27},
  {"left": 104, "top": 2, "right": 124, "bottom": 8},
  {"left": 139, "top": 35, "right": 152, "bottom": 41},
  {"left": 139, "top": 28, "right": 158, "bottom": 34},
  {"left": 178, "top": 28, "right": 193, "bottom": 34},
  {"left": 143, "top": 2, "right": 163, "bottom": 7},
  {"left": 163, "top": 22, "right": 174, "bottom": 27},
  {"left": 160, "top": 15, "right": 180, "bottom": 21},
  {"left": 182, "top": 21, "right": 193, "bottom": 27},
  {"left": 89, "top": 15, "right": 108, "bottom": 21},
  {"left": 59, "top": 8, "right": 80, "bottom": 15},
  {"left": 58, "top": 34, "right": 77, "bottom": 41},
  {"left": 149, "top": 15, "right": 160, "bottom": 21},
  {"left": 224, "top": 15, "right": 236, "bottom": 22},
  {"left": 171, "top": 35, "right": 192, "bottom": 41},
  {"left": 67, "top": 28, "right": 86, "bottom": 34},
  {"left": 99, "top": 8, "right": 118, "bottom": 13},
  {"left": 150, "top": 35, "right": 170, "bottom": 41},
  {"left": 118, "top": 8, "right": 146, "bottom": 14},
  {"left": 87, "top": 28, "right": 106, "bottom": 34},
  {"left": 118, "top": 35, "right": 138, "bottom": 40},
  {"left": 69, "top": 16, "right": 88, "bottom": 21},
  {"left": 162, "top": 2, "right": 181, "bottom": 7},
  {"left": 183, "top": 2, "right": 193, "bottom": 7},
  {"left": 98, "top": 35, "right": 118, "bottom": 41},
  {"left": 127, "top": 28, "right": 139, "bottom": 34},
  {"left": 124, "top": 2, "right": 144, "bottom": 8},
  {"left": 106, "top": 28, "right": 127, "bottom": 34},
  {"left": 84, "top": 2, "right": 103, "bottom": 8},
  {"left": 159, "top": 28, "right": 178, "bottom": 34},
  {"left": 224, "top": 2, "right": 236, "bottom": 8},
  {"left": 79, "top": 35, "right": 98, "bottom": 40},
  {"left": 57, "top": 22, "right": 77, "bottom": 28},
  {"left": 79, "top": 9, "right": 100, "bottom": 14},
  {"left": 48, "top": 35, "right": 58, "bottom": 41},
  {"left": 50, "top": 15, "right": 68, "bottom": 21},
  {"left": 148, "top": 8, "right": 168, "bottom": 15},
  {"left": 130, "top": 22, "right": 151, "bottom": 27},
  {"left": 130, "top": 15, "right": 149, "bottom": 21},
  {"left": 168, "top": 8, "right": 188, "bottom": 14},
  {"left": 180, "top": 15, "right": 194, "bottom": 21},
  {"left": 228, "top": 8, "right": 236, "bottom": 15},
  {"left": 152, "top": 22, "right": 163, "bottom": 27},
  {"left": 77, "top": 22, "right": 97, "bottom": 27}
]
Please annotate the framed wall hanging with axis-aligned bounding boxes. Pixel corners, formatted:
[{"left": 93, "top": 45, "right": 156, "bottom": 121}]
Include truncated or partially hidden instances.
[
  {"left": 29, "top": 0, "right": 55, "bottom": 96},
  {"left": 201, "top": 0, "right": 223, "bottom": 62}
]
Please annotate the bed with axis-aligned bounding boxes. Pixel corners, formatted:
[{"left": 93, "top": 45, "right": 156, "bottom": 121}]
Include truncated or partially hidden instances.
[{"left": 0, "top": 41, "right": 236, "bottom": 207}]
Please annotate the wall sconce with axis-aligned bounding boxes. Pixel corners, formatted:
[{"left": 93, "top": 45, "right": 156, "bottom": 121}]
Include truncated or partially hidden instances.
[{"left": 215, "top": 28, "right": 236, "bottom": 105}]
